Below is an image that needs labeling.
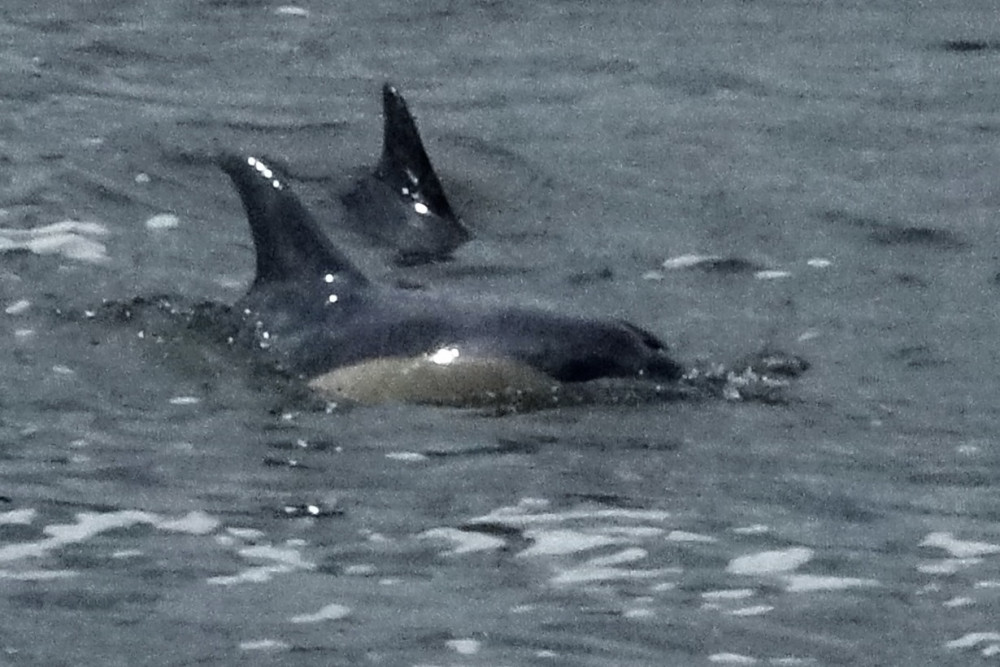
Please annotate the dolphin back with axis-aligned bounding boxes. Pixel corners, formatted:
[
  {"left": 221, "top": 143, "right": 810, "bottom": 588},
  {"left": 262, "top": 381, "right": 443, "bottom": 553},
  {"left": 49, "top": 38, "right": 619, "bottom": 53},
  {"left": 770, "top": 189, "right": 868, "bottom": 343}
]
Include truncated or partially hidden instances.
[
  {"left": 219, "top": 153, "right": 368, "bottom": 288},
  {"left": 342, "top": 84, "right": 470, "bottom": 263}
]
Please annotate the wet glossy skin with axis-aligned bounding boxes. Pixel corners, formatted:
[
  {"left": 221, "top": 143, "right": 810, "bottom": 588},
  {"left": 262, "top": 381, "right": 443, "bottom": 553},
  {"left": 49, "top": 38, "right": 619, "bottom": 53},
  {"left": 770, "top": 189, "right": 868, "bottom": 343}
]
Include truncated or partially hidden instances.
[
  {"left": 341, "top": 83, "right": 471, "bottom": 263},
  {"left": 219, "top": 154, "right": 683, "bottom": 404}
]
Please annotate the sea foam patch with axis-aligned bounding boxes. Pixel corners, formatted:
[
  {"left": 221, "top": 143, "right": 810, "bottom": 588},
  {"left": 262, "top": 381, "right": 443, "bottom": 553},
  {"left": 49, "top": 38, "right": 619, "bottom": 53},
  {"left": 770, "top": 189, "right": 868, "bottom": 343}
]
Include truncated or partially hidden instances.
[
  {"left": 783, "top": 574, "right": 879, "bottom": 593},
  {"left": 208, "top": 543, "right": 315, "bottom": 586},
  {"left": 289, "top": 602, "right": 350, "bottom": 623},
  {"left": 144, "top": 213, "right": 181, "bottom": 230},
  {"left": 470, "top": 501, "right": 671, "bottom": 528},
  {"left": 0, "top": 220, "right": 109, "bottom": 262},
  {"left": 518, "top": 529, "right": 622, "bottom": 557},
  {"left": 945, "top": 631, "right": 1000, "bottom": 651},
  {"left": 0, "top": 510, "right": 221, "bottom": 564},
  {"left": 550, "top": 547, "right": 678, "bottom": 586},
  {"left": 4, "top": 299, "right": 30, "bottom": 315},
  {"left": 726, "top": 547, "right": 813, "bottom": 575},
  {"left": 420, "top": 527, "right": 506, "bottom": 555},
  {"left": 0, "top": 508, "right": 36, "bottom": 525},
  {"left": 920, "top": 532, "right": 1000, "bottom": 558}
]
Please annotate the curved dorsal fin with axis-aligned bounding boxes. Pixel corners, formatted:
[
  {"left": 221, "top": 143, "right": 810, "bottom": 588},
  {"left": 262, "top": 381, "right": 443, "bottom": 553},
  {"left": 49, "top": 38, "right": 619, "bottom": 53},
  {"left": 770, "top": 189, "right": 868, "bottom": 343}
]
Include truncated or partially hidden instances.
[
  {"left": 377, "top": 83, "right": 459, "bottom": 224},
  {"left": 218, "top": 153, "right": 368, "bottom": 288}
]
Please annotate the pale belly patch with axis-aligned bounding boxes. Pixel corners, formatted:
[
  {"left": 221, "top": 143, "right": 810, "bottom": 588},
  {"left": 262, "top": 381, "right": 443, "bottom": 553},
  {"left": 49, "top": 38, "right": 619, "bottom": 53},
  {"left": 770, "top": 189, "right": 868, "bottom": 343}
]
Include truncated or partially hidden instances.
[{"left": 307, "top": 354, "right": 561, "bottom": 408}]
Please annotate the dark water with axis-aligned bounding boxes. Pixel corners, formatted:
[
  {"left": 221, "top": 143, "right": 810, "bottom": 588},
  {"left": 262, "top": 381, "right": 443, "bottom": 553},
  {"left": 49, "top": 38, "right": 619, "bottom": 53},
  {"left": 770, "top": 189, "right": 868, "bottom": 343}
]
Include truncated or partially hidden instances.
[{"left": 2, "top": 1, "right": 1000, "bottom": 664}]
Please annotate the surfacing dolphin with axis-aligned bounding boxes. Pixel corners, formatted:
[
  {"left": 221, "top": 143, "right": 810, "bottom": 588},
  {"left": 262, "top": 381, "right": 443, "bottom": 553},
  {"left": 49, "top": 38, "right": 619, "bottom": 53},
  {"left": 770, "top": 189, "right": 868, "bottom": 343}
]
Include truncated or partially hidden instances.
[
  {"left": 341, "top": 83, "right": 470, "bottom": 264},
  {"left": 218, "top": 153, "right": 683, "bottom": 407}
]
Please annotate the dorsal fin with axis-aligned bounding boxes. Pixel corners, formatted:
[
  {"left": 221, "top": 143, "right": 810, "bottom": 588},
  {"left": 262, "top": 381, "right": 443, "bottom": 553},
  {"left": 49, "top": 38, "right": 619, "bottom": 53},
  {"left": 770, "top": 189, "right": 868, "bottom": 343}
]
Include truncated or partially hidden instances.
[
  {"left": 218, "top": 153, "right": 369, "bottom": 288},
  {"left": 377, "top": 83, "right": 460, "bottom": 224}
]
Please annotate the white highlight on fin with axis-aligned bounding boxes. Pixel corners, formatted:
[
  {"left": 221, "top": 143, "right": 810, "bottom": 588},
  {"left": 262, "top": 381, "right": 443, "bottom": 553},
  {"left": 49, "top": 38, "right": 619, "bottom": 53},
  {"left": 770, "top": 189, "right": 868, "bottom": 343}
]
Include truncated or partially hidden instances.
[{"left": 247, "top": 156, "right": 283, "bottom": 190}]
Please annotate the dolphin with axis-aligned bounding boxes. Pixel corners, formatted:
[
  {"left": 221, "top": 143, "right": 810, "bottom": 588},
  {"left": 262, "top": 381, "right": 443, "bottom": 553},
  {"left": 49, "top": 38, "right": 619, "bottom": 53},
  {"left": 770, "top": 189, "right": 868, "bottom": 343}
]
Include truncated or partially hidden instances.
[
  {"left": 218, "top": 153, "right": 683, "bottom": 407},
  {"left": 340, "top": 83, "right": 471, "bottom": 264}
]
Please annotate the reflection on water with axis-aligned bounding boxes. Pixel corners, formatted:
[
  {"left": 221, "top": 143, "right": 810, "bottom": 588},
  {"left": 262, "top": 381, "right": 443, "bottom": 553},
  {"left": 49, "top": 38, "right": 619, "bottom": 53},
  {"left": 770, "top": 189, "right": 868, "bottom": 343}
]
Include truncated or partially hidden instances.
[{"left": 4, "top": 496, "right": 1000, "bottom": 663}]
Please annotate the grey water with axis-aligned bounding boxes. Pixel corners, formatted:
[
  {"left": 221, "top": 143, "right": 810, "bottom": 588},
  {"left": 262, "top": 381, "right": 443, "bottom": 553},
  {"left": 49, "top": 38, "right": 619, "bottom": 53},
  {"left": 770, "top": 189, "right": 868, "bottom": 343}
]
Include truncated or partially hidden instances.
[{"left": 2, "top": 1, "right": 1000, "bottom": 665}]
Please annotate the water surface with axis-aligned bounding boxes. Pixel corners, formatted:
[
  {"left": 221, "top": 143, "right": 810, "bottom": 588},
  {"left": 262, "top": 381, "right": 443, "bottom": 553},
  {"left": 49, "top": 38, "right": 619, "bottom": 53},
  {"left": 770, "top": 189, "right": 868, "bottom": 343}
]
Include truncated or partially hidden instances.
[{"left": 2, "top": 1, "right": 1000, "bottom": 665}]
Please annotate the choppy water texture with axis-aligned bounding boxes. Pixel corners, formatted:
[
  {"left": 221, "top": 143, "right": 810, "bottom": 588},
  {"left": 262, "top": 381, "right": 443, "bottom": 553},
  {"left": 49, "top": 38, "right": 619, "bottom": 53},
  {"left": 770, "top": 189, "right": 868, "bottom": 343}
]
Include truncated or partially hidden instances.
[{"left": 2, "top": 1, "right": 1000, "bottom": 665}]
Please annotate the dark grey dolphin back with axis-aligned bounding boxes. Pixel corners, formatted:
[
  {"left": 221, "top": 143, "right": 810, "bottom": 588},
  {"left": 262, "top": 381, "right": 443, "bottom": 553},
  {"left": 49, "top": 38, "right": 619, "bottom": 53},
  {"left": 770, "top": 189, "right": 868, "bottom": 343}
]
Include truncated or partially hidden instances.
[
  {"left": 377, "top": 83, "right": 460, "bottom": 227},
  {"left": 342, "top": 84, "right": 471, "bottom": 263},
  {"left": 219, "top": 153, "right": 368, "bottom": 289}
]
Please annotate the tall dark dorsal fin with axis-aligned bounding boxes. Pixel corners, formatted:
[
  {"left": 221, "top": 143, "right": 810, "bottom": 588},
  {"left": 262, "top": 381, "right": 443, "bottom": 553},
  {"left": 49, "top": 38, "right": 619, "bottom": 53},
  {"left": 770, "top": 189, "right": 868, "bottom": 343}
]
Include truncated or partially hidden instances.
[
  {"left": 377, "top": 83, "right": 460, "bottom": 226},
  {"left": 219, "top": 154, "right": 369, "bottom": 288}
]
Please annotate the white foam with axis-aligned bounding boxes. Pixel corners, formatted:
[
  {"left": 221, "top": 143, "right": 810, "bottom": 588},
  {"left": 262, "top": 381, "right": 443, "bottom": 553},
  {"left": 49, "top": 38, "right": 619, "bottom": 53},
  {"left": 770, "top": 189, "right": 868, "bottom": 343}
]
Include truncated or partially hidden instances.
[
  {"left": 0, "top": 569, "right": 77, "bottom": 580},
  {"left": 944, "top": 597, "right": 974, "bottom": 607},
  {"left": 226, "top": 527, "right": 266, "bottom": 540},
  {"left": 663, "top": 253, "right": 720, "bottom": 269},
  {"left": 207, "top": 543, "right": 314, "bottom": 586},
  {"left": 472, "top": 505, "right": 671, "bottom": 527},
  {"left": 4, "top": 299, "right": 30, "bottom": 315},
  {"left": 920, "top": 532, "right": 1000, "bottom": 558},
  {"left": 754, "top": 270, "right": 792, "bottom": 280},
  {"left": 274, "top": 5, "right": 310, "bottom": 17},
  {"left": 0, "top": 221, "right": 109, "bottom": 262},
  {"left": 552, "top": 563, "right": 672, "bottom": 586},
  {"left": 420, "top": 527, "right": 506, "bottom": 555},
  {"left": 239, "top": 639, "right": 289, "bottom": 651},
  {"left": 667, "top": 530, "right": 717, "bottom": 543},
  {"left": 0, "top": 509, "right": 214, "bottom": 563},
  {"left": 168, "top": 396, "right": 201, "bottom": 405},
  {"left": 702, "top": 588, "right": 756, "bottom": 601},
  {"left": 918, "top": 558, "right": 982, "bottom": 574},
  {"left": 586, "top": 547, "right": 648, "bottom": 567},
  {"left": 0, "top": 220, "right": 106, "bottom": 237},
  {"left": 518, "top": 529, "right": 618, "bottom": 557},
  {"left": 945, "top": 632, "right": 1000, "bottom": 649},
  {"left": 445, "top": 639, "right": 480, "bottom": 655},
  {"left": 732, "top": 524, "right": 770, "bottom": 535},
  {"left": 290, "top": 603, "right": 350, "bottom": 623},
  {"left": 158, "top": 510, "right": 219, "bottom": 535},
  {"left": 239, "top": 544, "right": 313, "bottom": 569},
  {"left": 708, "top": 653, "right": 758, "bottom": 664},
  {"left": 783, "top": 574, "right": 879, "bottom": 593},
  {"left": 727, "top": 547, "right": 813, "bottom": 575},
  {"left": 0, "top": 508, "right": 36, "bottom": 525},
  {"left": 207, "top": 564, "right": 293, "bottom": 586},
  {"left": 386, "top": 452, "right": 428, "bottom": 462},
  {"left": 144, "top": 213, "right": 181, "bottom": 230},
  {"left": 551, "top": 548, "right": 676, "bottom": 585}
]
